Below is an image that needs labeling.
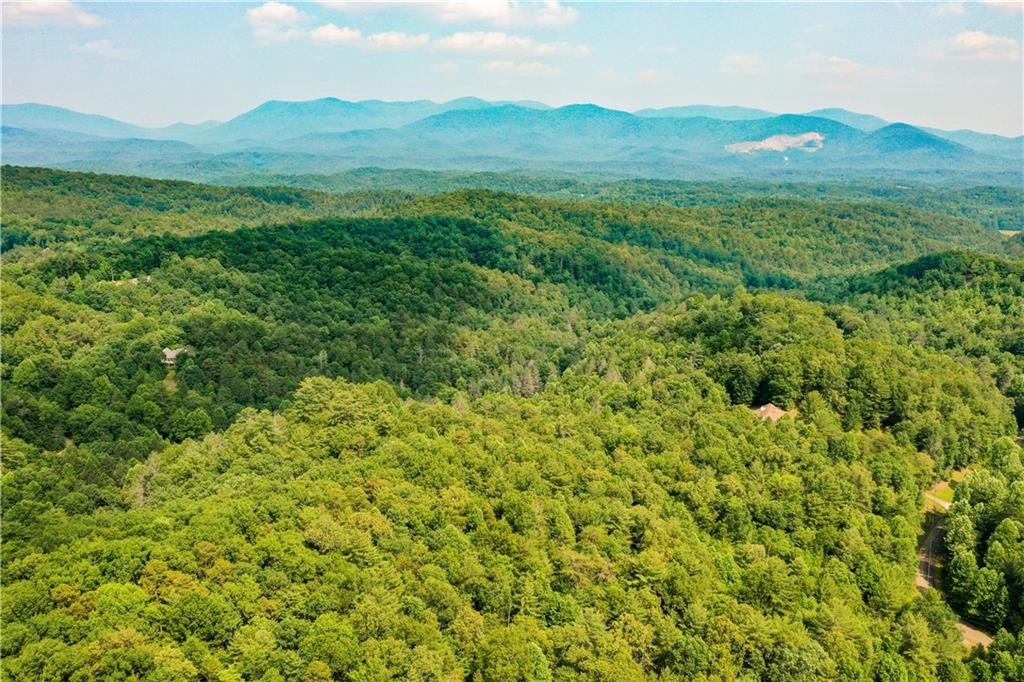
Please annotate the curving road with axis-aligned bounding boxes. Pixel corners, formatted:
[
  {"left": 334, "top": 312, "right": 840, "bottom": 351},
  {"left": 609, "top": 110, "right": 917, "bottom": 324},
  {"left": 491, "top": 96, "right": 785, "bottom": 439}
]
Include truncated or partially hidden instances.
[
  {"left": 916, "top": 484, "right": 993, "bottom": 649},
  {"left": 916, "top": 517, "right": 944, "bottom": 592}
]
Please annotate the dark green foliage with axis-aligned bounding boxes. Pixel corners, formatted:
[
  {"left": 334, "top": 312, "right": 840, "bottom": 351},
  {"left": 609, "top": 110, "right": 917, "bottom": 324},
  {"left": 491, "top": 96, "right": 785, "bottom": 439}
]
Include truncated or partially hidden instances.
[
  {"left": 0, "top": 165, "right": 414, "bottom": 246},
  {"left": 225, "top": 169, "right": 1024, "bottom": 232},
  {"left": 1, "top": 167, "right": 1022, "bottom": 680},
  {"left": 820, "top": 251, "right": 1024, "bottom": 428},
  {"left": 0, "top": 352, "right": 983, "bottom": 679},
  {"left": 944, "top": 439, "right": 1024, "bottom": 632},
  {"left": 967, "top": 630, "right": 1024, "bottom": 681}
]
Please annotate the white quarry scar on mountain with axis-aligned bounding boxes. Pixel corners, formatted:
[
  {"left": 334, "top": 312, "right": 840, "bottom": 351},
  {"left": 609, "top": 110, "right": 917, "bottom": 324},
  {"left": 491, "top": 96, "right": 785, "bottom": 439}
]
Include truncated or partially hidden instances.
[{"left": 727, "top": 132, "right": 825, "bottom": 153}]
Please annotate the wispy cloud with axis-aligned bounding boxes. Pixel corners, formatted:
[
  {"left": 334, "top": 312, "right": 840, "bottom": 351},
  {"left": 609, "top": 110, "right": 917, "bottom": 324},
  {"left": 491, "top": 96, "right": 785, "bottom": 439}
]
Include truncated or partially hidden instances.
[
  {"left": 3, "top": 0, "right": 101, "bottom": 27},
  {"left": 73, "top": 39, "right": 130, "bottom": 59},
  {"left": 310, "top": 23, "right": 361, "bottom": 45},
  {"left": 435, "top": 0, "right": 577, "bottom": 26},
  {"left": 530, "top": 1, "right": 579, "bottom": 27},
  {"left": 931, "top": 2, "right": 965, "bottom": 16},
  {"left": 720, "top": 53, "right": 767, "bottom": 75},
  {"left": 786, "top": 52, "right": 864, "bottom": 77},
  {"left": 247, "top": 2, "right": 305, "bottom": 43},
  {"left": 365, "top": 30, "right": 430, "bottom": 49},
  {"left": 635, "top": 69, "right": 673, "bottom": 84},
  {"left": 318, "top": 1, "right": 579, "bottom": 27},
  {"left": 481, "top": 60, "right": 559, "bottom": 77},
  {"left": 982, "top": 0, "right": 1023, "bottom": 14},
  {"left": 921, "top": 30, "right": 1021, "bottom": 61},
  {"left": 431, "top": 61, "right": 460, "bottom": 74},
  {"left": 311, "top": 24, "right": 429, "bottom": 49},
  {"left": 435, "top": 31, "right": 589, "bottom": 57}
]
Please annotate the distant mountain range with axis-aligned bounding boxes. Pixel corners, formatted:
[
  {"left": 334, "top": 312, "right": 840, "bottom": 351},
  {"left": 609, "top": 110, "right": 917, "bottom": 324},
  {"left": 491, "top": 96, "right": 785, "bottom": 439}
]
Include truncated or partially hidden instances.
[
  {"left": 2, "top": 99, "right": 1021, "bottom": 183},
  {"left": 635, "top": 105, "right": 777, "bottom": 121},
  {"left": 629, "top": 105, "right": 1021, "bottom": 158},
  {"left": 0, "top": 98, "right": 553, "bottom": 144}
]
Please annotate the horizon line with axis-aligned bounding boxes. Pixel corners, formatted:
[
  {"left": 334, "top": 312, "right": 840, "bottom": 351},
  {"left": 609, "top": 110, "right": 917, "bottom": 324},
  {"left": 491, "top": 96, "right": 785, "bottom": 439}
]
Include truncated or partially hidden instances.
[{"left": 3, "top": 97, "right": 1022, "bottom": 139}]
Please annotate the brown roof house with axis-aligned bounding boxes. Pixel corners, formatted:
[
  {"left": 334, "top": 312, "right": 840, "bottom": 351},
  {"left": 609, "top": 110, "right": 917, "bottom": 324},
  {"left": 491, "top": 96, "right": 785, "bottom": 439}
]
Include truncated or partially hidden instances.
[{"left": 752, "top": 403, "right": 796, "bottom": 423}]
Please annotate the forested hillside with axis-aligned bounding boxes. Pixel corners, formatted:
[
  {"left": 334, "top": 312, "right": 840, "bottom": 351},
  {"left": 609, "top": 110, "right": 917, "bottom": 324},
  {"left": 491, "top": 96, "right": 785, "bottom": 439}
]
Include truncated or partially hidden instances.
[
  {"left": 819, "top": 252, "right": 1024, "bottom": 427},
  {"left": 943, "top": 438, "right": 1023, "bottom": 633},
  {"left": 2, "top": 167, "right": 1022, "bottom": 680},
  {"left": 1, "top": 166, "right": 413, "bottom": 247},
  {"left": 212, "top": 169, "right": 1024, "bottom": 232}
]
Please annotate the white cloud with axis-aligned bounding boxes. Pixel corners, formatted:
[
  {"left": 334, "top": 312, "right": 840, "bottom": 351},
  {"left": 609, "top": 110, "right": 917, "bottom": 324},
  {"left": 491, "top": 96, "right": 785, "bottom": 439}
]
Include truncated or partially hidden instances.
[
  {"left": 2, "top": 0, "right": 101, "bottom": 27},
  {"left": 982, "top": 0, "right": 1024, "bottom": 14},
  {"left": 311, "top": 23, "right": 362, "bottom": 45},
  {"left": 433, "top": 2, "right": 535, "bottom": 25},
  {"left": 531, "top": 1, "right": 578, "bottom": 27},
  {"left": 481, "top": 60, "right": 560, "bottom": 77},
  {"left": 947, "top": 30, "right": 1021, "bottom": 60},
  {"left": 249, "top": 0, "right": 300, "bottom": 24},
  {"left": 247, "top": 2, "right": 304, "bottom": 43},
  {"left": 431, "top": 61, "right": 460, "bottom": 74},
  {"left": 920, "top": 30, "right": 1022, "bottom": 61},
  {"left": 73, "top": 39, "right": 130, "bottom": 59},
  {"left": 311, "top": 23, "right": 430, "bottom": 49},
  {"left": 315, "top": 0, "right": 365, "bottom": 8},
  {"left": 435, "top": 31, "right": 589, "bottom": 57},
  {"left": 786, "top": 52, "right": 864, "bottom": 76},
  {"left": 720, "top": 53, "right": 767, "bottom": 75},
  {"left": 635, "top": 69, "right": 673, "bottom": 84},
  {"left": 727, "top": 132, "right": 825, "bottom": 154},
  {"left": 931, "top": 2, "right": 965, "bottom": 16},
  {"left": 365, "top": 31, "right": 430, "bottom": 49},
  {"left": 318, "top": 1, "right": 579, "bottom": 27}
]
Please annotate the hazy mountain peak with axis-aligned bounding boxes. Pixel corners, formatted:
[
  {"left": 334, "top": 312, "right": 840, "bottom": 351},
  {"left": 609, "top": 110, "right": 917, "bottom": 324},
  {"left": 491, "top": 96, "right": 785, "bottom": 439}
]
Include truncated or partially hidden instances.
[
  {"left": 635, "top": 104, "right": 776, "bottom": 121},
  {"left": 853, "top": 123, "right": 969, "bottom": 157},
  {"left": 3, "top": 98, "right": 1018, "bottom": 180},
  {"left": 803, "top": 108, "right": 890, "bottom": 131},
  {"left": 1, "top": 102, "right": 144, "bottom": 139}
]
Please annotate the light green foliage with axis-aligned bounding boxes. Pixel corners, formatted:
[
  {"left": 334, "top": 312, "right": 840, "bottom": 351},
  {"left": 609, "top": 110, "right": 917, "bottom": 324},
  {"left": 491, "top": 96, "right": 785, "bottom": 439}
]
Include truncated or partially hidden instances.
[
  {"left": 2, "top": 297, "right": 1014, "bottom": 679},
  {"left": 2, "top": 167, "right": 1022, "bottom": 680},
  {"left": 944, "top": 439, "right": 1024, "bottom": 632}
]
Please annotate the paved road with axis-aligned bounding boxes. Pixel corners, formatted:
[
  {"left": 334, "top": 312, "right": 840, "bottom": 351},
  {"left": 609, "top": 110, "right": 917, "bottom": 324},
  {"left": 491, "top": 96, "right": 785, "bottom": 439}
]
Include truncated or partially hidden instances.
[
  {"left": 916, "top": 517, "right": 944, "bottom": 592},
  {"left": 916, "top": 485, "right": 994, "bottom": 649}
]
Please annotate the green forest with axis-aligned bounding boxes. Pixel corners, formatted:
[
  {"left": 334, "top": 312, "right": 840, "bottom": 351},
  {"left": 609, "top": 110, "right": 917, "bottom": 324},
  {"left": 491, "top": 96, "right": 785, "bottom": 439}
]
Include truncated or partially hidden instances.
[
  {"left": 212, "top": 169, "right": 1024, "bottom": 232},
  {"left": 2, "top": 165, "right": 1023, "bottom": 681}
]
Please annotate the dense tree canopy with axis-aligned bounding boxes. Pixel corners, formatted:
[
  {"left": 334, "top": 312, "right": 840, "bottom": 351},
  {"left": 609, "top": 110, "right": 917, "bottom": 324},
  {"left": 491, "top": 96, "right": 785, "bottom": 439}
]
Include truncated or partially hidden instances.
[
  {"left": 210, "top": 168, "right": 1024, "bottom": 232},
  {"left": 1, "top": 167, "right": 1021, "bottom": 680},
  {"left": 2, "top": 306, "right": 999, "bottom": 680},
  {"left": 943, "top": 440, "right": 1024, "bottom": 632},
  {"left": 819, "top": 252, "right": 1024, "bottom": 428}
]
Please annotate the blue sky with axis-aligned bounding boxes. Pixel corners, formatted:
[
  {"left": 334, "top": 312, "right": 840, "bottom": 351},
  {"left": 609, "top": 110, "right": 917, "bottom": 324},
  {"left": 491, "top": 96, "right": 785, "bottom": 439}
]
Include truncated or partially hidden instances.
[{"left": 3, "top": 1, "right": 1022, "bottom": 134}]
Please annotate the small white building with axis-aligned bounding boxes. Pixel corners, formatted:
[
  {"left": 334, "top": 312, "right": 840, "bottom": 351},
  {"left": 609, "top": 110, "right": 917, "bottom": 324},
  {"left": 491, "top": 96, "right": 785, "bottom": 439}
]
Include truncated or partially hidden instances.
[{"left": 162, "top": 347, "right": 185, "bottom": 367}]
